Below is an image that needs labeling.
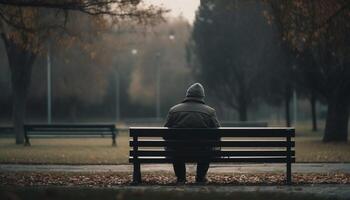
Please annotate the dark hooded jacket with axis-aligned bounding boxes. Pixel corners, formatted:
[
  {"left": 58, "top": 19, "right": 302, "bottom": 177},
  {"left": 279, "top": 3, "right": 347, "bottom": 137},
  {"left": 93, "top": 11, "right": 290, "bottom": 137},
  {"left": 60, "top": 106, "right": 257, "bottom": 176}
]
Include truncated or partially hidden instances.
[
  {"left": 164, "top": 83, "right": 220, "bottom": 128},
  {"left": 163, "top": 83, "right": 220, "bottom": 156}
]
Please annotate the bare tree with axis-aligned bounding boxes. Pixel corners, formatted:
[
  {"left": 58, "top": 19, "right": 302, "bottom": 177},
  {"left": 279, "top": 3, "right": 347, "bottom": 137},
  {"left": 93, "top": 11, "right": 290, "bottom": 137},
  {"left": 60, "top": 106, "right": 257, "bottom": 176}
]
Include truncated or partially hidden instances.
[{"left": 0, "top": 0, "right": 165, "bottom": 144}]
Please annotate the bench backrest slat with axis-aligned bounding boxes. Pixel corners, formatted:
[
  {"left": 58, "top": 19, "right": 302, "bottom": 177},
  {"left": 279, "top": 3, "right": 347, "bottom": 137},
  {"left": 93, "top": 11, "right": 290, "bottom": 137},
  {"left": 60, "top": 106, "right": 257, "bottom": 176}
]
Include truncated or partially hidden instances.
[
  {"left": 130, "top": 141, "right": 295, "bottom": 147},
  {"left": 25, "top": 124, "right": 115, "bottom": 128},
  {"left": 24, "top": 124, "right": 115, "bottom": 135},
  {"left": 130, "top": 127, "right": 295, "bottom": 137}
]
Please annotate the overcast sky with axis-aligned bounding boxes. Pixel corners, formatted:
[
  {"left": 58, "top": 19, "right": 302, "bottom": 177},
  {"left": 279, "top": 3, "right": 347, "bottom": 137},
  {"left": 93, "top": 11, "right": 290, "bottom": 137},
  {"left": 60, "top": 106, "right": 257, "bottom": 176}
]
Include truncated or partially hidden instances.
[{"left": 145, "top": 0, "right": 200, "bottom": 23}]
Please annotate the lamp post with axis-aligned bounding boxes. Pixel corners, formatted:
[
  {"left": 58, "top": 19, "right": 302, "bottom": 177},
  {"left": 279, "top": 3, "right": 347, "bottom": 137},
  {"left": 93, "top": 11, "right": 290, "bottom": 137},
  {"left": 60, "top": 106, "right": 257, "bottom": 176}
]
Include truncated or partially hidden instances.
[
  {"left": 115, "top": 68, "right": 120, "bottom": 122},
  {"left": 292, "top": 65, "right": 298, "bottom": 126},
  {"left": 293, "top": 89, "right": 298, "bottom": 125},
  {"left": 155, "top": 52, "right": 161, "bottom": 119},
  {"left": 116, "top": 48, "right": 138, "bottom": 122},
  {"left": 155, "top": 34, "right": 175, "bottom": 120},
  {"left": 47, "top": 42, "right": 52, "bottom": 124}
]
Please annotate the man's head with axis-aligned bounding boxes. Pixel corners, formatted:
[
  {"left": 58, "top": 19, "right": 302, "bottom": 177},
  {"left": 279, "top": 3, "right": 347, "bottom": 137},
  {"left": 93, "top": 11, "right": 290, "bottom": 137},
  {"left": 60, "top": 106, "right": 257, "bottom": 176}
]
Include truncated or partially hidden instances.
[{"left": 185, "top": 83, "right": 205, "bottom": 101}]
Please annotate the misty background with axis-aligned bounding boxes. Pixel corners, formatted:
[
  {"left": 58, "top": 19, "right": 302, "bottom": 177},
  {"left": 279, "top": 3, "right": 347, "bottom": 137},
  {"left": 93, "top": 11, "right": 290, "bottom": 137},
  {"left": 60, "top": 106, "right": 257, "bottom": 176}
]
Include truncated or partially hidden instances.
[{"left": 0, "top": 1, "right": 327, "bottom": 127}]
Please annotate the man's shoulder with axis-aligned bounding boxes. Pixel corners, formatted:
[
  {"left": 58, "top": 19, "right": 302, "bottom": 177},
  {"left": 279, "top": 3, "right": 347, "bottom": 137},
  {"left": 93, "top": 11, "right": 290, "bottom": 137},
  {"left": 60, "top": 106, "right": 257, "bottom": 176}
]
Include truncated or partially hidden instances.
[
  {"left": 201, "top": 104, "right": 216, "bottom": 116},
  {"left": 169, "top": 103, "right": 185, "bottom": 113},
  {"left": 169, "top": 102, "right": 216, "bottom": 116}
]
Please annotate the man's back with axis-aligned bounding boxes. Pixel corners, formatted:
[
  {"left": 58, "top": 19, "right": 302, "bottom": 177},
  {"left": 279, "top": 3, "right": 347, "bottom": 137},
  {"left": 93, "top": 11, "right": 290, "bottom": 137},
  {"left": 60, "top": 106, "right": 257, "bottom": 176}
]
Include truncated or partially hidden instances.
[
  {"left": 164, "top": 83, "right": 220, "bottom": 129},
  {"left": 165, "top": 101, "right": 219, "bottom": 128}
]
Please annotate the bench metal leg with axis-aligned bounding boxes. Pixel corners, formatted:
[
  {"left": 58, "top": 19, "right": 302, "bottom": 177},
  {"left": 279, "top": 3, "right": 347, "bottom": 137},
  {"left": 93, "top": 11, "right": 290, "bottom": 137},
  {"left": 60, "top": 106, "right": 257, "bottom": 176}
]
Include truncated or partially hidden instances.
[
  {"left": 286, "top": 132, "right": 292, "bottom": 185},
  {"left": 286, "top": 162, "right": 292, "bottom": 185},
  {"left": 112, "top": 136, "right": 116, "bottom": 146},
  {"left": 24, "top": 141, "right": 31, "bottom": 146},
  {"left": 112, "top": 130, "right": 117, "bottom": 147},
  {"left": 24, "top": 136, "right": 31, "bottom": 146},
  {"left": 132, "top": 162, "right": 141, "bottom": 184}
]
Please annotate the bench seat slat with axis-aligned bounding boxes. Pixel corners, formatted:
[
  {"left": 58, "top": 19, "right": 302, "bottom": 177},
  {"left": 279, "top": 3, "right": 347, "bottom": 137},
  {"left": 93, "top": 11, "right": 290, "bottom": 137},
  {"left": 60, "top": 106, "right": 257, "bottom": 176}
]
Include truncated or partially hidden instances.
[
  {"left": 130, "top": 150, "right": 295, "bottom": 157},
  {"left": 130, "top": 141, "right": 295, "bottom": 147},
  {"left": 129, "top": 157, "right": 296, "bottom": 163}
]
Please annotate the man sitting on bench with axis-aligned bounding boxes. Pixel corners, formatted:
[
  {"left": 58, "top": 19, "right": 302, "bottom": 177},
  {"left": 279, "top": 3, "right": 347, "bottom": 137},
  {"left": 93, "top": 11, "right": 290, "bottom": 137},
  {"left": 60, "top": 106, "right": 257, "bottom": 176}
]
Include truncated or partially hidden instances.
[{"left": 164, "top": 83, "right": 220, "bottom": 184}]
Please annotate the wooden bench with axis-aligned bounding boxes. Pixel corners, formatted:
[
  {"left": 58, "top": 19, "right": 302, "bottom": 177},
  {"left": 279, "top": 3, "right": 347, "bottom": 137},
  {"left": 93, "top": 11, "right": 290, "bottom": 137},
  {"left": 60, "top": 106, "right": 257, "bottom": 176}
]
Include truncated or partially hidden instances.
[
  {"left": 129, "top": 127, "right": 295, "bottom": 185},
  {"left": 24, "top": 124, "right": 117, "bottom": 146}
]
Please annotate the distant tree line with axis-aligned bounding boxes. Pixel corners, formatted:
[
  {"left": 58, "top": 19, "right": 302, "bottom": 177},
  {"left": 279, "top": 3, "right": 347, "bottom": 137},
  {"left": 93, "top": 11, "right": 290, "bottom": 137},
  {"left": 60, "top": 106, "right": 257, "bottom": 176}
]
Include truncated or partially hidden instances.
[{"left": 0, "top": 16, "right": 192, "bottom": 124}]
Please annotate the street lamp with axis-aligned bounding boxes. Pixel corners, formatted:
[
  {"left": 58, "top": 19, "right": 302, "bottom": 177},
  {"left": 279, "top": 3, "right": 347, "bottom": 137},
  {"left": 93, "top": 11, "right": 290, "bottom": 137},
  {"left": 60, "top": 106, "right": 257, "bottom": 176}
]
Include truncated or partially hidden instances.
[
  {"left": 115, "top": 67, "right": 120, "bottom": 123},
  {"left": 155, "top": 52, "right": 161, "bottom": 120},
  {"left": 47, "top": 42, "right": 52, "bottom": 124},
  {"left": 169, "top": 34, "right": 175, "bottom": 41},
  {"left": 131, "top": 49, "right": 138, "bottom": 55},
  {"left": 155, "top": 34, "right": 175, "bottom": 120},
  {"left": 292, "top": 65, "right": 298, "bottom": 126},
  {"left": 115, "top": 48, "right": 138, "bottom": 123}
]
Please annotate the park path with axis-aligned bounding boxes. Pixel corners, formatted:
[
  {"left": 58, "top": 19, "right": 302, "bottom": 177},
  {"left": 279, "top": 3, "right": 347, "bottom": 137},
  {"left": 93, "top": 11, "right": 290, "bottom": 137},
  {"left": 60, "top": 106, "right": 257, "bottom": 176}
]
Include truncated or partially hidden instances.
[{"left": 1, "top": 163, "right": 350, "bottom": 173}]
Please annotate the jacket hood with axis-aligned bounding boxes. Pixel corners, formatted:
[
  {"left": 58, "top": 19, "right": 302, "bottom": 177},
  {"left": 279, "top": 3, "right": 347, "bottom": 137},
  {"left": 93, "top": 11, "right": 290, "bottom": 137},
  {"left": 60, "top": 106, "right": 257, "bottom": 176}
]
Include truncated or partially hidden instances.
[{"left": 184, "top": 83, "right": 205, "bottom": 103}]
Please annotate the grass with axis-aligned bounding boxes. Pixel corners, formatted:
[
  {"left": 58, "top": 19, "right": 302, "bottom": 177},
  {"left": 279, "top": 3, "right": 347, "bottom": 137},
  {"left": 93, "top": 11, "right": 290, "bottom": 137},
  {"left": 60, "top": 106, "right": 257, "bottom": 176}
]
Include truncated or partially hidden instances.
[
  {"left": 0, "top": 130, "right": 349, "bottom": 164},
  {"left": 295, "top": 135, "right": 350, "bottom": 162},
  {"left": 0, "top": 133, "right": 130, "bottom": 164}
]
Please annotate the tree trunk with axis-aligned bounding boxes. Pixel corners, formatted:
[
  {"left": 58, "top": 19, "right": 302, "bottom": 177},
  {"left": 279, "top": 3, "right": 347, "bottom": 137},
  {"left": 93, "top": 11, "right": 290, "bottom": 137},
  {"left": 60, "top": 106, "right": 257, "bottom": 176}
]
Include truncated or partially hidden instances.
[
  {"left": 310, "top": 93, "right": 318, "bottom": 132},
  {"left": 323, "top": 95, "right": 349, "bottom": 142},
  {"left": 284, "top": 84, "right": 292, "bottom": 127},
  {"left": 2, "top": 36, "right": 36, "bottom": 144},
  {"left": 12, "top": 84, "right": 27, "bottom": 144}
]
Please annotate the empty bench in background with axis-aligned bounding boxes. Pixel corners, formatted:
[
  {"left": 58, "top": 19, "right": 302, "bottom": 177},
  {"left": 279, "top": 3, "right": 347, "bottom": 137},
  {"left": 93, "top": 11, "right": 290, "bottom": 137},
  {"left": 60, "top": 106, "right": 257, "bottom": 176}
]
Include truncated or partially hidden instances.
[
  {"left": 129, "top": 127, "right": 295, "bottom": 185},
  {"left": 24, "top": 124, "right": 118, "bottom": 146}
]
